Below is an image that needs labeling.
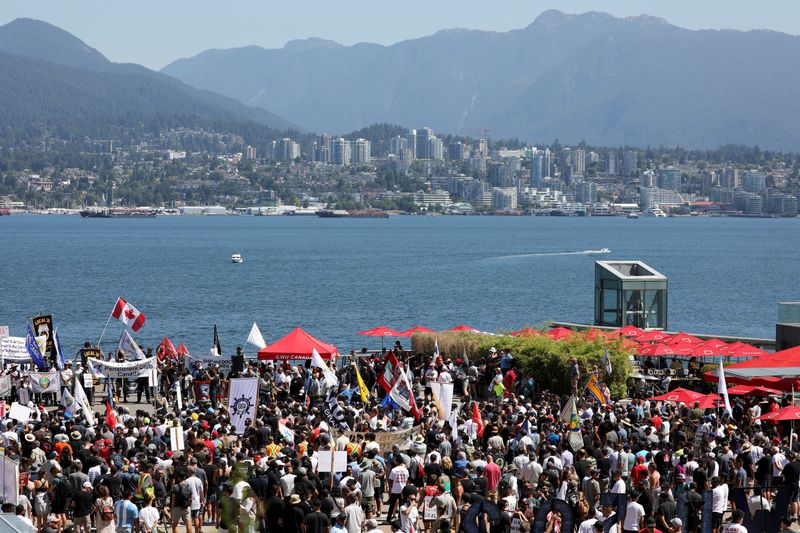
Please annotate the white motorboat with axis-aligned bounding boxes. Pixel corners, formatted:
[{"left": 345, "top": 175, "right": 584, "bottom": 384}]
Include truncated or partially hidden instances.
[{"left": 231, "top": 254, "right": 243, "bottom": 263}]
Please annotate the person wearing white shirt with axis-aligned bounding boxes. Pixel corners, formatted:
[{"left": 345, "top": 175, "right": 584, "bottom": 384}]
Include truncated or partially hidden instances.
[
  {"left": 710, "top": 477, "right": 729, "bottom": 533},
  {"left": 560, "top": 448, "right": 574, "bottom": 469},
  {"left": 521, "top": 457, "right": 543, "bottom": 485},
  {"left": 611, "top": 470, "right": 627, "bottom": 494},
  {"left": 723, "top": 510, "right": 748, "bottom": 533},
  {"left": 623, "top": 492, "right": 645, "bottom": 533}
]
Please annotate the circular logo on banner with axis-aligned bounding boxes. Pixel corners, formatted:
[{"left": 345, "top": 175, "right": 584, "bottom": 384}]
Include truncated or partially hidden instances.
[
  {"left": 38, "top": 377, "right": 51, "bottom": 390},
  {"left": 232, "top": 395, "right": 253, "bottom": 418}
]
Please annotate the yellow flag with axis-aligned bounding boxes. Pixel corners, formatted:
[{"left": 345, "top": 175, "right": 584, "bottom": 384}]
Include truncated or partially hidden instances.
[{"left": 355, "top": 363, "right": 370, "bottom": 403}]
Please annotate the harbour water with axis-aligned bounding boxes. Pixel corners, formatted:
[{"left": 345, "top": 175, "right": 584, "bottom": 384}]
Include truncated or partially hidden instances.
[{"left": 1, "top": 214, "right": 798, "bottom": 355}]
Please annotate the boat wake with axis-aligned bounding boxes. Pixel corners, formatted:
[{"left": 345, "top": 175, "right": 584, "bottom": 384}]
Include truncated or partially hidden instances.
[{"left": 487, "top": 248, "right": 611, "bottom": 260}]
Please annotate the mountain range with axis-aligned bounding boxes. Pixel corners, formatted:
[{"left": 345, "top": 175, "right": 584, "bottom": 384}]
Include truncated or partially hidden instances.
[
  {"left": 2, "top": 13, "right": 800, "bottom": 150},
  {"left": 162, "top": 10, "right": 800, "bottom": 150},
  {"left": 0, "top": 18, "right": 296, "bottom": 142}
]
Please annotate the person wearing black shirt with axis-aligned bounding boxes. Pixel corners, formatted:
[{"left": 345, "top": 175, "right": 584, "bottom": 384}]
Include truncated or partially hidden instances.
[
  {"left": 71, "top": 482, "right": 95, "bottom": 531},
  {"left": 303, "top": 499, "right": 331, "bottom": 533},
  {"left": 265, "top": 485, "right": 285, "bottom": 533},
  {"left": 782, "top": 452, "right": 800, "bottom": 519},
  {"left": 283, "top": 494, "right": 307, "bottom": 532}
]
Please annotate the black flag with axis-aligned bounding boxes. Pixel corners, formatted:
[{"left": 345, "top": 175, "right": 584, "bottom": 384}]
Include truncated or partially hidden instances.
[
  {"left": 212, "top": 324, "right": 222, "bottom": 356},
  {"left": 321, "top": 391, "right": 351, "bottom": 431}
]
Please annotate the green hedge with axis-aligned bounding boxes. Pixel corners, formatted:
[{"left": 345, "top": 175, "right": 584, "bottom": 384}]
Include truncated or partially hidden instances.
[{"left": 411, "top": 331, "right": 633, "bottom": 397}]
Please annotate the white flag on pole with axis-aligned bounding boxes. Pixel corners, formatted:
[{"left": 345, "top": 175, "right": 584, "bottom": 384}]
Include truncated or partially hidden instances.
[
  {"left": 62, "top": 389, "right": 78, "bottom": 418},
  {"left": 117, "top": 330, "right": 145, "bottom": 361},
  {"left": 74, "top": 378, "right": 95, "bottom": 426},
  {"left": 718, "top": 356, "right": 732, "bottom": 415},
  {"left": 311, "top": 348, "right": 338, "bottom": 388},
  {"left": 246, "top": 323, "right": 267, "bottom": 350}
]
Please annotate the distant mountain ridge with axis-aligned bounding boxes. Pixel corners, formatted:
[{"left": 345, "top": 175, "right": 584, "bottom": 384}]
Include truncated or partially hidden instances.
[
  {"left": 0, "top": 18, "right": 297, "bottom": 137},
  {"left": 162, "top": 10, "right": 800, "bottom": 150}
]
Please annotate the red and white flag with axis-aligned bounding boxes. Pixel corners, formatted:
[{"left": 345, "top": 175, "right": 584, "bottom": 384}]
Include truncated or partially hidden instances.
[{"left": 111, "top": 297, "right": 146, "bottom": 332}]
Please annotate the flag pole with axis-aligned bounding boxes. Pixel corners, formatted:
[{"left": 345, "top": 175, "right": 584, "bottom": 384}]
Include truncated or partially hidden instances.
[{"left": 97, "top": 313, "right": 113, "bottom": 348}]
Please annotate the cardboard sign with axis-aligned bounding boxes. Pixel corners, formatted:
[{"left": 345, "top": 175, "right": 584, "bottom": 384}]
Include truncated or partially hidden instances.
[{"left": 317, "top": 450, "right": 348, "bottom": 473}]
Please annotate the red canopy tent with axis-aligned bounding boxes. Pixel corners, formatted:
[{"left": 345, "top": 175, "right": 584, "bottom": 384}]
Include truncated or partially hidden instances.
[
  {"left": 647, "top": 387, "right": 705, "bottom": 404},
  {"left": 666, "top": 332, "right": 703, "bottom": 345},
  {"left": 635, "top": 331, "right": 672, "bottom": 343},
  {"left": 618, "top": 325, "right": 646, "bottom": 338},
  {"left": 548, "top": 327, "right": 575, "bottom": 340},
  {"left": 258, "top": 327, "right": 338, "bottom": 361}
]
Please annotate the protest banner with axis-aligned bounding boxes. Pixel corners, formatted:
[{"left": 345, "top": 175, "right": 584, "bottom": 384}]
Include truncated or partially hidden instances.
[
  {"left": 344, "top": 425, "right": 421, "bottom": 449},
  {"left": 88, "top": 357, "right": 157, "bottom": 379}
]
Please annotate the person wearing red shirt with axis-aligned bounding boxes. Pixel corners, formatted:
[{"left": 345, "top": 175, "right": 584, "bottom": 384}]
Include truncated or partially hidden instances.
[
  {"left": 503, "top": 369, "right": 517, "bottom": 391},
  {"left": 631, "top": 456, "right": 649, "bottom": 485},
  {"left": 484, "top": 455, "right": 502, "bottom": 492},
  {"left": 638, "top": 517, "right": 664, "bottom": 533}
]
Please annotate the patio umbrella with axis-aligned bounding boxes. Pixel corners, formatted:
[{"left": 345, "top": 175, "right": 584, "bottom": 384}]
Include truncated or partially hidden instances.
[
  {"left": 666, "top": 332, "right": 703, "bottom": 345},
  {"left": 357, "top": 325, "right": 406, "bottom": 348},
  {"left": 618, "top": 325, "right": 646, "bottom": 338},
  {"left": 449, "top": 325, "right": 479, "bottom": 332},
  {"left": 699, "top": 338, "right": 729, "bottom": 350},
  {"left": 647, "top": 387, "right": 706, "bottom": 404},
  {"left": 757, "top": 405, "right": 800, "bottom": 421},
  {"left": 511, "top": 328, "right": 542, "bottom": 337},
  {"left": 695, "top": 393, "right": 723, "bottom": 409},
  {"left": 583, "top": 329, "right": 609, "bottom": 341},
  {"left": 689, "top": 343, "right": 727, "bottom": 358},
  {"left": 727, "top": 385, "right": 782, "bottom": 397},
  {"left": 724, "top": 343, "right": 768, "bottom": 358},
  {"left": 548, "top": 327, "right": 575, "bottom": 340},
  {"left": 402, "top": 326, "right": 435, "bottom": 335},
  {"left": 639, "top": 343, "right": 693, "bottom": 357},
  {"left": 635, "top": 331, "right": 672, "bottom": 343}
]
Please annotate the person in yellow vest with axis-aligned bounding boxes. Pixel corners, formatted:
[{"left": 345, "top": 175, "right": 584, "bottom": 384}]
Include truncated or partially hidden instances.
[
  {"left": 265, "top": 437, "right": 281, "bottom": 459},
  {"left": 134, "top": 463, "right": 155, "bottom": 504}
]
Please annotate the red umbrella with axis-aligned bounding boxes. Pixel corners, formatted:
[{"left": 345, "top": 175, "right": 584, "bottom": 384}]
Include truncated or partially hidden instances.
[
  {"left": 402, "top": 326, "right": 435, "bottom": 335},
  {"left": 548, "top": 327, "right": 575, "bottom": 340},
  {"left": 757, "top": 405, "right": 800, "bottom": 421},
  {"left": 635, "top": 331, "right": 672, "bottom": 343},
  {"left": 689, "top": 343, "right": 727, "bottom": 358},
  {"left": 639, "top": 343, "right": 693, "bottom": 356},
  {"left": 699, "top": 338, "right": 729, "bottom": 350},
  {"left": 511, "top": 328, "right": 542, "bottom": 337},
  {"left": 618, "top": 325, "right": 646, "bottom": 338},
  {"left": 647, "top": 387, "right": 706, "bottom": 403},
  {"left": 727, "top": 384, "right": 782, "bottom": 397},
  {"left": 696, "top": 393, "right": 723, "bottom": 409},
  {"left": 724, "top": 343, "right": 768, "bottom": 358},
  {"left": 666, "top": 332, "right": 703, "bottom": 345},
  {"left": 449, "top": 325, "right": 479, "bottom": 332},
  {"left": 358, "top": 326, "right": 405, "bottom": 337},
  {"left": 583, "top": 329, "right": 608, "bottom": 341}
]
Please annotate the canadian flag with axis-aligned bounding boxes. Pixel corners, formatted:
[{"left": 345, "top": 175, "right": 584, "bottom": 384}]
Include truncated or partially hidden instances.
[{"left": 111, "top": 297, "right": 146, "bottom": 332}]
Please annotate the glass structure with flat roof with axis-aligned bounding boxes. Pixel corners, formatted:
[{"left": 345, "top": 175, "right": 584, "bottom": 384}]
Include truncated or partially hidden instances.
[{"left": 594, "top": 261, "right": 668, "bottom": 329}]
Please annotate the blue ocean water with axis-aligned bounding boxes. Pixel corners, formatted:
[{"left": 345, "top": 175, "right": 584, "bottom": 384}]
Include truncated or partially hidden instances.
[{"left": 1, "top": 214, "right": 797, "bottom": 355}]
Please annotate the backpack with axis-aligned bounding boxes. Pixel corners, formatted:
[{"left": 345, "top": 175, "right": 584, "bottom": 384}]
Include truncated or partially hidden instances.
[
  {"left": 410, "top": 458, "right": 423, "bottom": 480},
  {"left": 100, "top": 500, "right": 114, "bottom": 521},
  {"left": 174, "top": 482, "right": 191, "bottom": 508}
]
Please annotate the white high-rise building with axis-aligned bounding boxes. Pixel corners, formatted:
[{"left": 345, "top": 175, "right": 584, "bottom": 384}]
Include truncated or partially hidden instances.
[
  {"left": 332, "top": 137, "right": 352, "bottom": 165},
  {"left": 352, "top": 138, "right": 371, "bottom": 164}
]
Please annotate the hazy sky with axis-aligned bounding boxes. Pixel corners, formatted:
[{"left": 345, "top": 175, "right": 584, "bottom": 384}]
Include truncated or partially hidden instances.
[{"left": 3, "top": 0, "right": 799, "bottom": 70}]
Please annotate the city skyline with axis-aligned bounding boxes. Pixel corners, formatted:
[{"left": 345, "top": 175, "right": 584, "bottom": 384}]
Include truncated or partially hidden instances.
[{"left": 2, "top": 0, "right": 800, "bottom": 69}]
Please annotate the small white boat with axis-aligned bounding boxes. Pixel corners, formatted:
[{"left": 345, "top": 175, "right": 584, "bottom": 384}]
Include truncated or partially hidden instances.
[
  {"left": 627, "top": 213, "right": 639, "bottom": 219},
  {"left": 231, "top": 254, "right": 243, "bottom": 263}
]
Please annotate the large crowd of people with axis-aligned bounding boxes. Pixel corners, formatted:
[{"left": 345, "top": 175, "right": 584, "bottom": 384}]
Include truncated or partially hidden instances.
[{"left": 1, "top": 342, "right": 798, "bottom": 533}]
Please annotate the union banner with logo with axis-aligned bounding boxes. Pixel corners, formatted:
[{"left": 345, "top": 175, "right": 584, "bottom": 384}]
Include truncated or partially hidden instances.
[
  {"left": 30, "top": 371, "right": 60, "bottom": 393},
  {"left": 31, "top": 315, "right": 55, "bottom": 361},
  {"left": 228, "top": 377, "right": 258, "bottom": 434}
]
